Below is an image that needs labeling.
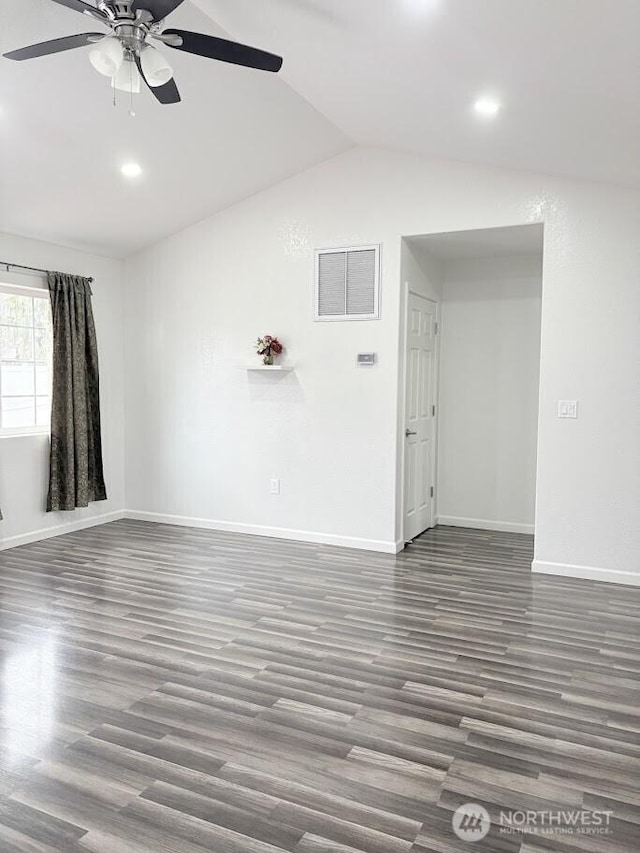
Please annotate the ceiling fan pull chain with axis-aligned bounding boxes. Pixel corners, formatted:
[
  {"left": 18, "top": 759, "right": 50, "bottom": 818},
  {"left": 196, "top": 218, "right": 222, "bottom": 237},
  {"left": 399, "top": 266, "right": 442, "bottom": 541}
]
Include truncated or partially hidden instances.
[{"left": 129, "top": 59, "right": 136, "bottom": 117}]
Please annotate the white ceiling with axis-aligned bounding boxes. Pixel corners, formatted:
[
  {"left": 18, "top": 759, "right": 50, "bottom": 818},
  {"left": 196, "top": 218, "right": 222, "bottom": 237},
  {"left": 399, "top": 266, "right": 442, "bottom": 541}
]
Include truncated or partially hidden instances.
[
  {"left": 408, "top": 223, "right": 544, "bottom": 260},
  {"left": 1, "top": 0, "right": 638, "bottom": 257},
  {"left": 205, "top": 0, "right": 640, "bottom": 187}
]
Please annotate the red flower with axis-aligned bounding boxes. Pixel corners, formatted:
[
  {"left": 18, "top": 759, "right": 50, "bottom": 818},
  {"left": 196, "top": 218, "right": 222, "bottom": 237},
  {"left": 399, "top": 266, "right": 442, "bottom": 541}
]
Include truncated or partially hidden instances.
[{"left": 270, "top": 339, "right": 283, "bottom": 354}]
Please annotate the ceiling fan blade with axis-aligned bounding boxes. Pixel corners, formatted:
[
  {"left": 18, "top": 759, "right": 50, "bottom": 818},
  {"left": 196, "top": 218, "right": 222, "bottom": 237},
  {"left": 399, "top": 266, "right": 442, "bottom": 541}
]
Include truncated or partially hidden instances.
[
  {"left": 49, "top": 0, "right": 108, "bottom": 22},
  {"left": 3, "top": 33, "right": 105, "bottom": 61},
  {"left": 163, "top": 29, "right": 283, "bottom": 73},
  {"left": 135, "top": 54, "right": 181, "bottom": 104},
  {"left": 132, "top": 0, "right": 186, "bottom": 21}
]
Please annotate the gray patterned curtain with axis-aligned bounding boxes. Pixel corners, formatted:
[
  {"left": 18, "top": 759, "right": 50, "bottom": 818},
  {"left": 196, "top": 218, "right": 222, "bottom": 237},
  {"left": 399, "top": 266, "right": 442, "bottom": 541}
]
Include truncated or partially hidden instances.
[{"left": 47, "top": 273, "right": 107, "bottom": 512}]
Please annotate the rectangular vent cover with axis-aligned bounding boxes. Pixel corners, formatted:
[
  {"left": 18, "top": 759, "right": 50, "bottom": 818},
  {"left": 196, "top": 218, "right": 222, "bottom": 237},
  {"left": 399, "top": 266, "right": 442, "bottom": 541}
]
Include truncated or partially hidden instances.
[{"left": 315, "top": 245, "right": 380, "bottom": 321}]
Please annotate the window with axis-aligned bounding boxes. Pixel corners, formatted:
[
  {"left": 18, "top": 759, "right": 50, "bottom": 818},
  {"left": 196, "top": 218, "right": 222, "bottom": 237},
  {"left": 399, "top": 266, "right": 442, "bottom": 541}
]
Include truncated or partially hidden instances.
[
  {"left": 314, "top": 245, "right": 380, "bottom": 321},
  {"left": 0, "top": 288, "right": 52, "bottom": 435}
]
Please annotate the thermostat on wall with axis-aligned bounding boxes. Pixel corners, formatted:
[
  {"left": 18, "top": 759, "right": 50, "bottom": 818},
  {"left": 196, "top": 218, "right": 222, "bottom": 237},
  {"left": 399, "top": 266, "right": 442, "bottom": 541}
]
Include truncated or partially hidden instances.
[{"left": 357, "top": 353, "right": 377, "bottom": 366}]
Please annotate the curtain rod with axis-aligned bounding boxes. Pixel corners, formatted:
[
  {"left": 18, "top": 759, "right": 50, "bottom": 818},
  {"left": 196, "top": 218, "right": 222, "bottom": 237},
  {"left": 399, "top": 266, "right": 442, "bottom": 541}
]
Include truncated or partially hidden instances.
[
  {"left": 1, "top": 261, "right": 48, "bottom": 275},
  {"left": 0, "top": 261, "right": 92, "bottom": 282}
]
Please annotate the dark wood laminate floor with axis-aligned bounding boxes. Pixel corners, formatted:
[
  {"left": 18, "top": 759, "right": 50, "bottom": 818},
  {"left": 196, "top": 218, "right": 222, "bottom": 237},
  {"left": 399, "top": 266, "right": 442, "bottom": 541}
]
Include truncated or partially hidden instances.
[{"left": 0, "top": 521, "right": 638, "bottom": 852}]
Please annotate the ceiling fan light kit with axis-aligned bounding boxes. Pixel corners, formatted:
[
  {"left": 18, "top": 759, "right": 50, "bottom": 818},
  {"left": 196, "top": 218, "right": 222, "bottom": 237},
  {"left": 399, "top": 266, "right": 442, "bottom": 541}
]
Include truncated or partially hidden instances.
[
  {"left": 89, "top": 35, "right": 124, "bottom": 76},
  {"left": 140, "top": 43, "right": 173, "bottom": 87},
  {"left": 3, "top": 0, "right": 284, "bottom": 106},
  {"left": 111, "top": 58, "right": 141, "bottom": 92}
]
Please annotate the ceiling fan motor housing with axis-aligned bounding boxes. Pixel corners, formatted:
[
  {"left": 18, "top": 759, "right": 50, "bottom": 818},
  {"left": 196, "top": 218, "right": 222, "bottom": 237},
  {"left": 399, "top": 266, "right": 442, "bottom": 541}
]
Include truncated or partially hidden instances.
[
  {"left": 99, "top": 1, "right": 135, "bottom": 19},
  {"left": 114, "top": 23, "right": 147, "bottom": 52}
]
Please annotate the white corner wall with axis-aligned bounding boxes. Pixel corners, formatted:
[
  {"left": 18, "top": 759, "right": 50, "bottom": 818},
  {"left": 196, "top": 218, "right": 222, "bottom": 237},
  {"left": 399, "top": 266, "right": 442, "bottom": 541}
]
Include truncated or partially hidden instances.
[
  {"left": 123, "top": 146, "right": 640, "bottom": 583},
  {"left": 437, "top": 254, "right": 542, "bottom": 534},
  {"left": 401, "top": 240, "right": 443, "bottom": 302},
  {"left": 0, "top": 232, "right": 125, "bottom": 549}
]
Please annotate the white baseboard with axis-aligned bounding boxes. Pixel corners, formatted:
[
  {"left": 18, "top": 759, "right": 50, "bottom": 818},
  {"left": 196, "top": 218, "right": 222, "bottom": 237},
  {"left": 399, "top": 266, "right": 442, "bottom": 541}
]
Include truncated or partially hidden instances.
[
  {"left": 124, "top": 510, "right": 401, "bottom": 554},
  {"left": 532, "top": 559, "right": 640, "bottom": 587},
  {"left": 3, "top": 509, "right": 638, "bottom": 586},
  {"left": 0, "top": 509, "right": 126, "bottom": 551},
  {"left": 436, "top": 515, "right": 534, "bottom": 535}
]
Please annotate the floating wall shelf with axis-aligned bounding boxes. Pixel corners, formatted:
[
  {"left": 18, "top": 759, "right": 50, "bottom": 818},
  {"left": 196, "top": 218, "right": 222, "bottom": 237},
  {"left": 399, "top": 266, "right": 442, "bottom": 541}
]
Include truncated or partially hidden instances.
[{"left": 244, "top": 365, "right": 294, "bottom": 372}]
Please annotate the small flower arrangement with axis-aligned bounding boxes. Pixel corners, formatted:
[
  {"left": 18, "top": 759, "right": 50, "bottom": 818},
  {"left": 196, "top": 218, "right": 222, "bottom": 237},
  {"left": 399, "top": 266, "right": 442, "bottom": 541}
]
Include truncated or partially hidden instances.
[{"left": 256, "top": 334, "right": 283, "bottom": 366}]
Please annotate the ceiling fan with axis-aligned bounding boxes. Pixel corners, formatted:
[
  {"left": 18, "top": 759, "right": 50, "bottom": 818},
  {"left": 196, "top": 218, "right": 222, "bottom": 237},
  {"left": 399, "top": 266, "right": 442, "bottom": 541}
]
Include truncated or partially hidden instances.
[{"left": 2, "top": 0, "right": 283, "bottom": 105}]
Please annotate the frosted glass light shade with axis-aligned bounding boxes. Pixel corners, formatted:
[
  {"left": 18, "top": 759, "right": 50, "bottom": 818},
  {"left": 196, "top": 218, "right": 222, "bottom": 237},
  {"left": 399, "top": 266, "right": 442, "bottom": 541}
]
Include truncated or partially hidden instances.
[
  {"left": 140, "top": 45, "right": 173, "bottom": 87},
  {"left": 89, "top": 37, "right": 124, "bottom": 77},
  {"left": 111, "top": 59, "right": 141, "bottom": 94}
]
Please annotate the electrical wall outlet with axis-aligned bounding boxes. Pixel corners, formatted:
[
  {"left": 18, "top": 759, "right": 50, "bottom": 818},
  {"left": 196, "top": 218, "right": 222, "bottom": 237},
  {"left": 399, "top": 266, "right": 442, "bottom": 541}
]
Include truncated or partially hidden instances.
[{"left": 270, "top": 479, "right": 281, "bottom": 495}]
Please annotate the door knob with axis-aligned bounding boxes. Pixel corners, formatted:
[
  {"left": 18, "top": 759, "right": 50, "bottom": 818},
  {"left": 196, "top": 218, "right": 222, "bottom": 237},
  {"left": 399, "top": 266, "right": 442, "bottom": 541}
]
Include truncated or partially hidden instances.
[{"left": 405, "top": 428, "right": 417, "bottom": 437}]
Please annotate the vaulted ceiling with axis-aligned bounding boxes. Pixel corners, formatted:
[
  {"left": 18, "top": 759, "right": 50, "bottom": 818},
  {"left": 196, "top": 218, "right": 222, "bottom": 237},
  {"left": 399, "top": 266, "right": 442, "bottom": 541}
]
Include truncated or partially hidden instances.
[
  {"left": 1, "top": 0, "right": 638, "bottom": 257},
  {"left": 0, "top": 0, "right": 350, "bottom": 257}
]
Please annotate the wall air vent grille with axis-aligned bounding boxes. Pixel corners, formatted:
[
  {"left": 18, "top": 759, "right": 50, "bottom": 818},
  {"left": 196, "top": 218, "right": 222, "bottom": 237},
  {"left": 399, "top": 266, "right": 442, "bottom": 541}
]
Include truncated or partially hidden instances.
[{"left": 314, "top": 245, "right": 380, "bottom": 321}]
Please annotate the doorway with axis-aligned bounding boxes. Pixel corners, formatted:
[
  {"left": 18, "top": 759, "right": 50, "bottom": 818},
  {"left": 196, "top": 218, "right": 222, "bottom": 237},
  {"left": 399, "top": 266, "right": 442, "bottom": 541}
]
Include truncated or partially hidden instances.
[
  {"left": 403, "top": 291, "right": 438, "bottom": 541},
  {"left": 400, "top": 223, "right": 544, "bottom": 545}
]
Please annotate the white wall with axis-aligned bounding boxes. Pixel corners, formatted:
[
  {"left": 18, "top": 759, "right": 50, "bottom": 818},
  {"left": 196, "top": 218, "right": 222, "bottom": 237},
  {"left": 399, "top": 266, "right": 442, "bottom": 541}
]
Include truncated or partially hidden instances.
[
  {"left": 401, "top": 240, "right": 443, "bottom": 302},
  {"left": 0, "top": 232, "right": 125, "bottom": 548},
  {"left": 124, "top": 146, "right": 640, "bottom": 583},
  {"left": 436, "top": 254, "right": 542, "bottom": 534}
]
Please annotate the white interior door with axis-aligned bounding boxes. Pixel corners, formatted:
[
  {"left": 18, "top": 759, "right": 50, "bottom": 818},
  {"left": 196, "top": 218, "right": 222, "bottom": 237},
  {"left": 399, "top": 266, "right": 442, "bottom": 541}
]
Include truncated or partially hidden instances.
[{"left": 403, "top": 291, "right": 437, "bottom": 542}]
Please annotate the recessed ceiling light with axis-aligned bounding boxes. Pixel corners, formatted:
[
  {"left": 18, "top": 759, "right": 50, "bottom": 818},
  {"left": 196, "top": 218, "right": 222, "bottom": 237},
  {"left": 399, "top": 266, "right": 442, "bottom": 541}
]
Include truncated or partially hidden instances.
[
  {"left": 404, "top": 0, "right": 442, "bottom": 14},
  {"left": 121, "top": 162, "right": 142, "bottom": 178},
  {"left": 473, "top": 97, "right": 502, "bottom": 118}
]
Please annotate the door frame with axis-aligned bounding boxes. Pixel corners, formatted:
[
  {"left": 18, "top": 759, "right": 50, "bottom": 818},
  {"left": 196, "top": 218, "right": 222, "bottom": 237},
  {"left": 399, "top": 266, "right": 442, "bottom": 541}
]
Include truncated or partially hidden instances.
[{"left": 399, "top": 284, "right": 440, "bottom": 546}]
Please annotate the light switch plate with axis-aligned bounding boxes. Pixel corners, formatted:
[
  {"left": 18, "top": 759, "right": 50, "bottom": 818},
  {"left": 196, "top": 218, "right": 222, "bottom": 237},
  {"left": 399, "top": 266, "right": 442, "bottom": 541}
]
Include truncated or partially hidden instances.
[{"left": 558, "top": 400, "right": 578, "bottom": 419}]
